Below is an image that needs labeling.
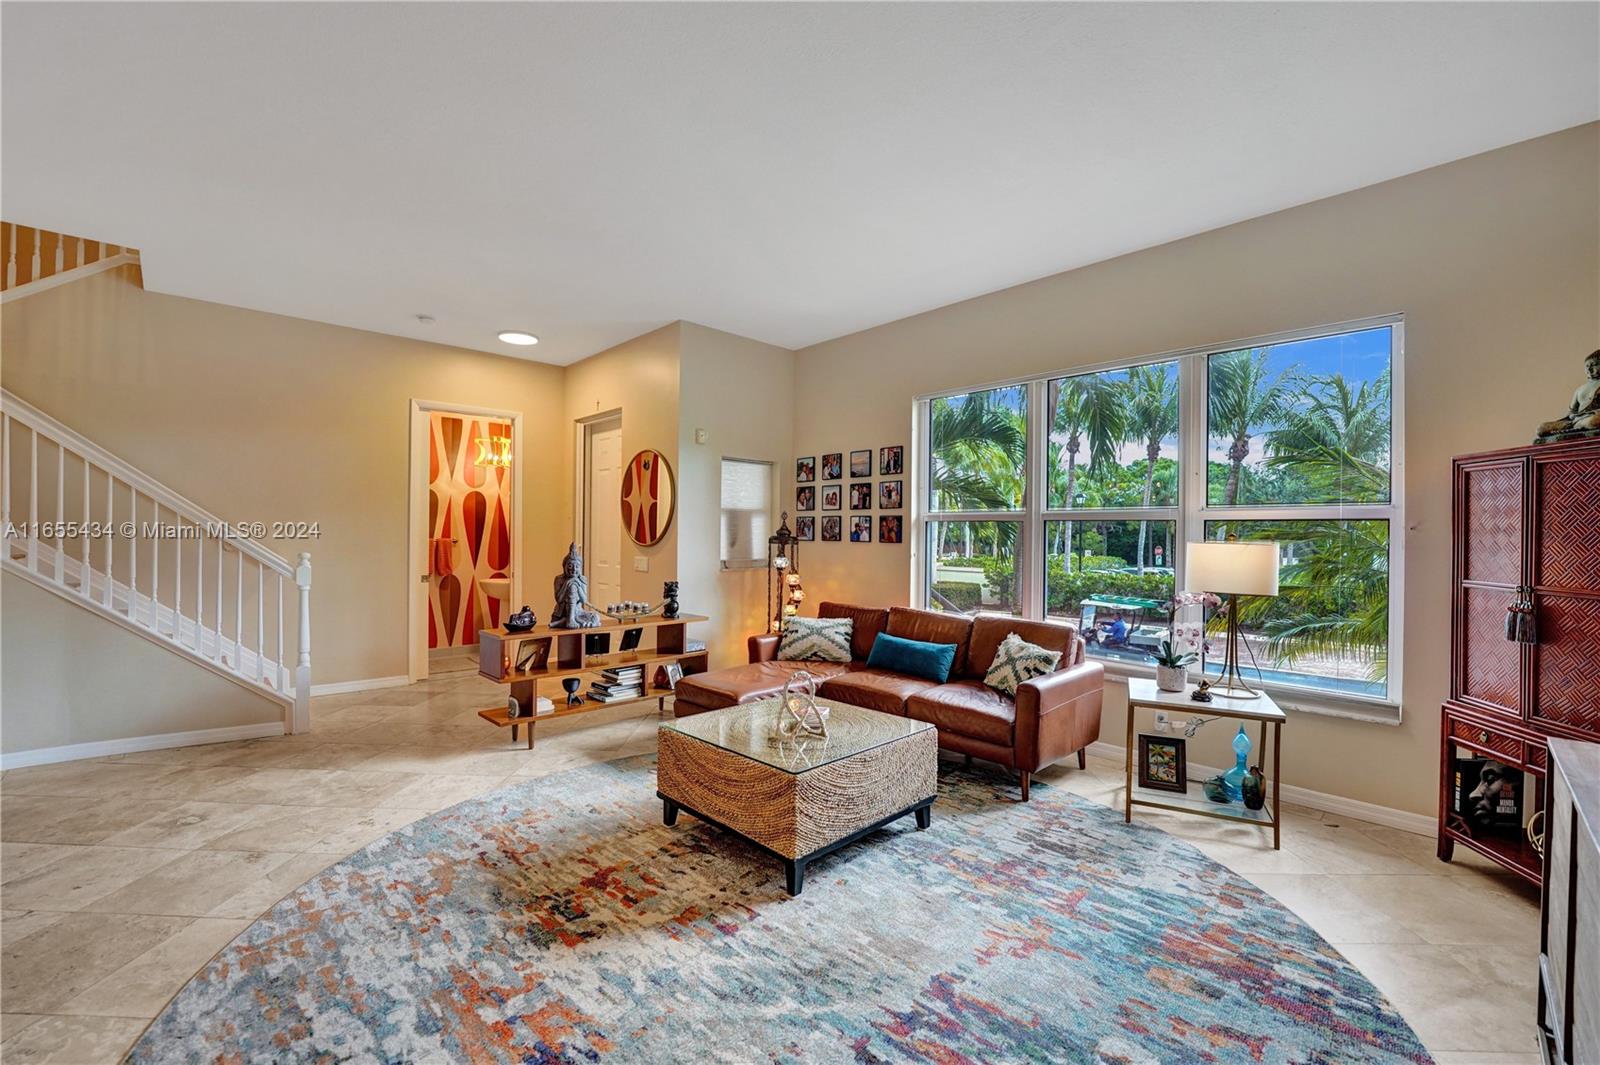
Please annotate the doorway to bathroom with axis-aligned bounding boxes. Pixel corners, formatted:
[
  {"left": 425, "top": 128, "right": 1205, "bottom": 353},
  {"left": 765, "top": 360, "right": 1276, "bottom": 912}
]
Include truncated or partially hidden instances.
[
  {"left": 407, "top": 399, "right": 523, "bottom": 682},
  {"left": 576, "top": 412, "right": 623, "bottom": 611}
]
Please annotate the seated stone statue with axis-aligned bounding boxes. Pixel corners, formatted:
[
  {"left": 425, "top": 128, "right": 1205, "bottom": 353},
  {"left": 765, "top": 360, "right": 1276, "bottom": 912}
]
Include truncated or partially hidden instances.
[
  {"left": 550, "top": 542, "right": 602, "bottom": 629},
  {"left": 1536, "top": 349, "right": 1600, "bottom": 442}
]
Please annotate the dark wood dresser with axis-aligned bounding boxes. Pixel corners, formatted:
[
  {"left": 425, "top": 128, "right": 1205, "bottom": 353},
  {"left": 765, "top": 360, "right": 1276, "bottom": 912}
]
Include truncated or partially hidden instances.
[
  {"left": 1539, "top": 739, "right": 1598, "bottom": 1065},
  {"left": 1441, "top": 437, "right": 1600, "bottom": 885}
]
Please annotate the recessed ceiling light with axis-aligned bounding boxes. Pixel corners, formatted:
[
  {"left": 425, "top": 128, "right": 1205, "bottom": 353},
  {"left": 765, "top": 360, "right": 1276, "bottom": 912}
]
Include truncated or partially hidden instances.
[{"left": 498, "top": 331, "right": 538, "bottom": 346}]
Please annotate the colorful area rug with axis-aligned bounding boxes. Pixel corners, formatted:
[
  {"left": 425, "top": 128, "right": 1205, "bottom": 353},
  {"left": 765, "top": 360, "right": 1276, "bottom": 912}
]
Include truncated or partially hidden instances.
[{"left": 128, "top": 757, "right": 1431, "bottom": 1063}]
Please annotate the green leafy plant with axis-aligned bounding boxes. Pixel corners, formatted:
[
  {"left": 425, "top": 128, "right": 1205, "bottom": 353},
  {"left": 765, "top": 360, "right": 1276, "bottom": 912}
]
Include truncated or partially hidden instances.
[{"left": 1149, "top": 639, "right": 1197, "bottom": 669}]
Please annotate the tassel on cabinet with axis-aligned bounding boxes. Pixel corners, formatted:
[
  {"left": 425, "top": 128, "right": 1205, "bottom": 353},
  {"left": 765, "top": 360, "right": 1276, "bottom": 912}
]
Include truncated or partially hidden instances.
[{"left": 1504, "top": 586, "right": 1539, "bottom": 645}]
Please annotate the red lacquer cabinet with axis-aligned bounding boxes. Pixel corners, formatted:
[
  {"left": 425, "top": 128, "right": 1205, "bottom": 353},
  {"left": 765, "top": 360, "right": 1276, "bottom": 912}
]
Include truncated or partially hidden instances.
[{"left": 1442, "top": 437, "right": 1600, "bottom": 884}]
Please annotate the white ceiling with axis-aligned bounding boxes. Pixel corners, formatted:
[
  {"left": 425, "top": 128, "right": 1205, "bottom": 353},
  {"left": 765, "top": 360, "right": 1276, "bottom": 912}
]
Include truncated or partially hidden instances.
[{"left": 4, "top": 3, "right": 1596, "bottom": 366}]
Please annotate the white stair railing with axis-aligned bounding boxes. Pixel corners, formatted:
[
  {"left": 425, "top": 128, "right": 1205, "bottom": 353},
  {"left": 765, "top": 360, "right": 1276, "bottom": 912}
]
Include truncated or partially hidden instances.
[{"left": 0, "top": 390, "right": 311, "bottom": 732}]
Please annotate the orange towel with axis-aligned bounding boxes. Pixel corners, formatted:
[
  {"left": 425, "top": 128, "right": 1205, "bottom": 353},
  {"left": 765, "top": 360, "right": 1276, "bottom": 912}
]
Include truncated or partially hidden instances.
[{"left": 431, "top": 538, "right": 454, "bottom": 578}]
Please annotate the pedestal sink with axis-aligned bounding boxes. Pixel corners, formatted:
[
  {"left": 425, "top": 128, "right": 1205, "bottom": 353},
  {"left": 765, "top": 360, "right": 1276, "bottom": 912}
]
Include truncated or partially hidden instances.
[{"left": 481, "top": 577, "right": 512, "bottom": 602}]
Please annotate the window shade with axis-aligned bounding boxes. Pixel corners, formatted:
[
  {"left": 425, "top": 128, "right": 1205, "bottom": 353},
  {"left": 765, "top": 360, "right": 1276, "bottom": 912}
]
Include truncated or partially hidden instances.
[{"left": 721, "top": 458, "right": 772, "bottom": 566}]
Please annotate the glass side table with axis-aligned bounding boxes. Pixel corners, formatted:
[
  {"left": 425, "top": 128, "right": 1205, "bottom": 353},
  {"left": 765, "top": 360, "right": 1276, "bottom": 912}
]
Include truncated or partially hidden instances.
[{"left": 1123, "top": 677, "right": 1285, "bottom": 849}]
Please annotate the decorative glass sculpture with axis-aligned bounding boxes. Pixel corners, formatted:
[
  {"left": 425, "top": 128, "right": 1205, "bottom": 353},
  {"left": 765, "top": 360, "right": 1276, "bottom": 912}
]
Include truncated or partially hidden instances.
[
  {"left": 777, "top": 670, "right": 828, "bottom": 739},
  {"left": 1222, "top": 724, "right": 1251, "bottom": 801}
]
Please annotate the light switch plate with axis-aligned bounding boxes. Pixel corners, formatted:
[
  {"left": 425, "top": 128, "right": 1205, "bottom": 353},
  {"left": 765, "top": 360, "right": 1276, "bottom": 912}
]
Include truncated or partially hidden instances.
[
  {"left": 633, "top": 556, "right": 648, "bottom": 572},
  {"left": 694, "top": 428, "right": 708, "bottom": 444}
]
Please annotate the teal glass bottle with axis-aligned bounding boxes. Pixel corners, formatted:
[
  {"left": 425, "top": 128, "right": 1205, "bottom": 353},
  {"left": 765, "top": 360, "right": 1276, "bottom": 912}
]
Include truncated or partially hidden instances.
[{"left": 1222, "top": 724, "right": 1251, "bottom": 801}]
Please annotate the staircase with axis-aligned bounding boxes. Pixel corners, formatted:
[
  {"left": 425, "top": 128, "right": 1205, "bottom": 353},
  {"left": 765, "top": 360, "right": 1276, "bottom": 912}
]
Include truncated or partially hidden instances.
[
  {"left": 1, "top": 390, "right": 311, "bottom": 736},
  {"left": 1, "top": 222, "right": 141, "bottom": 302}
]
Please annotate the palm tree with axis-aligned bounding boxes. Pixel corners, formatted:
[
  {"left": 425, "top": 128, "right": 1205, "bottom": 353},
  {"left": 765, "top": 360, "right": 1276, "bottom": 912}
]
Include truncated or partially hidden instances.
[
  {"left": 930, "top": 390, "right": 1024, "bottom": 560},
  {"left": 1123, "top": 363, "right": 1178, "bottom": 570},
  {"left": 1208, "top": 348, "right": 1291, "bottom": 505},
  {"left": 1232, "top": 520, "right": 1390, "bottom": 683},
  {"left": 1051, "top": 373, "right": 1127, "bottom": 565},
  {"left": 930, "top": 391, "right": 1024, "bottom": 513},
  {"left": 1265, "top": 371, "right": 1391, "bottom": 503}
]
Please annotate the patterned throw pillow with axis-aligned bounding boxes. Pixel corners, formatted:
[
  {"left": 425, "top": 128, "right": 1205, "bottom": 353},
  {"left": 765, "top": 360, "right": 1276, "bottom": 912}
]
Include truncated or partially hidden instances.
[
  {"left": 777, "top": 616, "right": 854, "bottom": 663},
  {"left": 983, "top": 632, "right": 1063, "bottom": 697}
]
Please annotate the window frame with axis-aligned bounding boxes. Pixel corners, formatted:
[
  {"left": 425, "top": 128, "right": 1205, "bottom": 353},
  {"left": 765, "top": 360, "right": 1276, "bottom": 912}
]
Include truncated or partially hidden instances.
[{"left": 912, "top": 314, "right": 1405, "bottom": 722}]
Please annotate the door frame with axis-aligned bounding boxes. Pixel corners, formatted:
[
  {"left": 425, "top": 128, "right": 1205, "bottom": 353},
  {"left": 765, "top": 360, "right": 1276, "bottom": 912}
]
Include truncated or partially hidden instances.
[
  {"left": 407, "top": 398, "right": 525, "bottom": 683},
  {"left": 573, "top": 410, "right": 623, "bottom": 583}
]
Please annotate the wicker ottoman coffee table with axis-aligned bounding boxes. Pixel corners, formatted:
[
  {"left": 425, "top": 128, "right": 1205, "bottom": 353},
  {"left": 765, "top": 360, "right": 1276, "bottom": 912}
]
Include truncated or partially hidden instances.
[{"left": 657, "top": 697, "right": 937, "bottom": 895}]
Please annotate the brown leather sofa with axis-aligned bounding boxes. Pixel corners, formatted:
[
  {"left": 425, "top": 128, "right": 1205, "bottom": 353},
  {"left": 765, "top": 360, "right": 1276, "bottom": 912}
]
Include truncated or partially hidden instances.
[{"left": 672, "top": 602, "right": 1104, "bottom": 799}]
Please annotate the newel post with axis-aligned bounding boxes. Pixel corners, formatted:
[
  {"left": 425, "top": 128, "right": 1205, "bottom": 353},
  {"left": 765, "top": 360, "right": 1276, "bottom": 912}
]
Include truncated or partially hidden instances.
[{"left": 292, "top": 551, "right": 312, "bottom": 733}]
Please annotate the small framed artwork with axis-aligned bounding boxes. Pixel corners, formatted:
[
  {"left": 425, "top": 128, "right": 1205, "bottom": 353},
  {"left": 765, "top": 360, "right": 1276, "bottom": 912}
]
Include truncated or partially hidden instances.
[
  {"left": 821, "top": 453, "right": 843, "bottom": 480},
  {"left": 850, "top": 516, "right": 873, "bottom": 542},
  {"left": 880, "top": 445, "right": 904, "bottom": 475},
  {"left": 879, "top": 480, "right": 902, "bottom": 509},
  {"left": 796, "top": 456, "right": 815, "bottom": 483},
  {"left": 821, "top": 484, "right": 842, "bottom": 511},
  {"left": 849, "top": 482, "right": 873, "bottom": 510},
  {"left": 796, "top": 516, "right": 815, "bottom": 541},
  {"left": 585, "top": 632, "right": 612, "bottom": 656},
  {"left": 620, "top": 627, "right": 643, "bottom": 652},
  {"left": 1137, "top": 734, "right": 1187, "bottom": 793},
  {"left": 850, "top": 450, "right": 872, "bottom": 478},
  {"left": 821, "top": 515, "right": 842, "bottom": 541},
  {"left": 513, "top": 637, "right": 552, "bottom": 674},
  {"left": 878, "top": 515, "right": 902, "bottom": 543},
  {"left": 796, "top": 486, "right": 816, "bottom": 511}
]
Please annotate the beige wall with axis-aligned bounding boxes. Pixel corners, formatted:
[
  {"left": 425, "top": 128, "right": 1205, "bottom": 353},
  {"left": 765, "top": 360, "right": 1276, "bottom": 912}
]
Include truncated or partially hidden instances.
[
  {"left": 791, "top": 123, "right": 1600, "bottom": 816},
  {"left": 561, "top": 324, "right": 681, "bottom": 606},
  {"left": 2, "top": 572, "right": 283, "bottom": 752},
  {"left": 1, "top": 266, "right": 570, "bottom": 690},
  {"left": 677, "top": 322, "right": 796, "bottom": 669}
]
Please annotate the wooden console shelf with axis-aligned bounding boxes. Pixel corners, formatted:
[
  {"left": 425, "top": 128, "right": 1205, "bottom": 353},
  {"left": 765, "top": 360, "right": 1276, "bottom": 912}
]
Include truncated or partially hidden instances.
[{"left": 476, "top": 614, "right": 708, "bottom": 749}]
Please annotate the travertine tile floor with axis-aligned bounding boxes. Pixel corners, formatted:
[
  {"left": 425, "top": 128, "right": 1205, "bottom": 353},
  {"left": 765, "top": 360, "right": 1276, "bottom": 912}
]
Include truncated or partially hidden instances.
[{"left": 1, "top": 671, "right": 1542, "bottom": 1063}]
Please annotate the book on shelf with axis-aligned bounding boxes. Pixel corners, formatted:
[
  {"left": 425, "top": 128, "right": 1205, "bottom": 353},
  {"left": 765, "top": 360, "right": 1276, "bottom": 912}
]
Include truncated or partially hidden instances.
[
  {"left": 589, "top": 680, "right": 644, "bottom": 694},
  {"left": 1453, "top": 755, "right": 1524, "bottom": 835},
  {"left": 588, "top": 686, "right": 645, "bottom": 703}
]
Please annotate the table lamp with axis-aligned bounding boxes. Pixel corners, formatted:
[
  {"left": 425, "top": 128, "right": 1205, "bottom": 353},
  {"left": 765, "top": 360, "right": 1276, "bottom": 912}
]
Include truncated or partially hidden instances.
[{"left": 1185, "top": 539, "right": 1280, "bottom": 699}]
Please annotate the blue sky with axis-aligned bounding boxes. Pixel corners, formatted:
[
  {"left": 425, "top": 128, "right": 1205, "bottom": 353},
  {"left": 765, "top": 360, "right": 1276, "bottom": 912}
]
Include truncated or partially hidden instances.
[{"left": 1251, "top": 325, "right": 1392, "bottom": 389}]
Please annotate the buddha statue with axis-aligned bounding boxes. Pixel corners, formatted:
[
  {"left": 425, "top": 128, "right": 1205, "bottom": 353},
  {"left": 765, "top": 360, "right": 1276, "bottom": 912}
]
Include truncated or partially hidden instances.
[
  {"left": 1536, "top": 349, "right": 1600, "bottom": 443},
  {"left": 550, "top": 543, "right": 602, "bottom": 629}
]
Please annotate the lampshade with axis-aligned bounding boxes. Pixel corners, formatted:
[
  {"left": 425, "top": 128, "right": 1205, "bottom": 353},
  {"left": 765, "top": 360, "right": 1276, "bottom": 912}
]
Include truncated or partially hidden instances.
[{"left": 1186, "top": 540, "right": 1280, "bottom": 596}]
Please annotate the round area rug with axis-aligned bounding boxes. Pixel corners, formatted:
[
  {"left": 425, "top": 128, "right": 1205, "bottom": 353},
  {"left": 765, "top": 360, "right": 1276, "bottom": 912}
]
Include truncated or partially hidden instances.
[{"left": 127, "top": 756, "right": 1431, "bottom": 1064}]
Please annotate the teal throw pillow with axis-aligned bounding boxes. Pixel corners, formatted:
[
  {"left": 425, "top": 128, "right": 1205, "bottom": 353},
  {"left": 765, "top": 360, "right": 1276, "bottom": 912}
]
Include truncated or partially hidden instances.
[{"left": 866, "top": 632, "right": 958, "bottom": 684}]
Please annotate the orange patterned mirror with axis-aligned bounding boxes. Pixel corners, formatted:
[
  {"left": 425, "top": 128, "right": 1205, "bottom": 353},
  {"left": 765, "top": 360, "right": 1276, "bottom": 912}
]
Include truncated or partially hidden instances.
[{"left": 621, "top": 448, "right": 676, "bottom": 546}]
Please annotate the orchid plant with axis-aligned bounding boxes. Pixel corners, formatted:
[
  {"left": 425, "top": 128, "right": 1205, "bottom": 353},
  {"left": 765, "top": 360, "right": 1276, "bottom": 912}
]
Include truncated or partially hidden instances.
[{"left": 1149, "top": 639, "right": 1198, "bottom": 669}]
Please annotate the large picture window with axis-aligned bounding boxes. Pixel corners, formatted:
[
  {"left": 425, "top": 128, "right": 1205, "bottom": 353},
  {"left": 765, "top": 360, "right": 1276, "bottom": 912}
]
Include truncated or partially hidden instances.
[{"left": 915, "top": 318, "right": 1402, "bottom": 709}]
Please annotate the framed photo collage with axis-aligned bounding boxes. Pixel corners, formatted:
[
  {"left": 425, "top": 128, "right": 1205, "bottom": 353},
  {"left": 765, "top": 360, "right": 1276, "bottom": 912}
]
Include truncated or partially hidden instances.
[{"left": 794, "top": 445, "right": 904, "bottom": 544}]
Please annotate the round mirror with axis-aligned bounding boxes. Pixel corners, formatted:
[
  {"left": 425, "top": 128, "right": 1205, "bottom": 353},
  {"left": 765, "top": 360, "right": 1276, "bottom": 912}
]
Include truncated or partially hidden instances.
[{"left": 621, "top": 449, "right": 676, "bottom": 546}]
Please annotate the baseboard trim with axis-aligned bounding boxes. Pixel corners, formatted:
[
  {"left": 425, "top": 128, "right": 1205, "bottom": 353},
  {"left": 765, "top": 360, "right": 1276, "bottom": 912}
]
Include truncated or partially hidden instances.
[
  {"left": 309, "top": 675, "right": 410, "bottom": 697},
  {"left": 1084, "top": 740, "right": 1434, "bottom": 837},
  {"left": 1, "top": 721, "right": 285, "bottom": 770}
]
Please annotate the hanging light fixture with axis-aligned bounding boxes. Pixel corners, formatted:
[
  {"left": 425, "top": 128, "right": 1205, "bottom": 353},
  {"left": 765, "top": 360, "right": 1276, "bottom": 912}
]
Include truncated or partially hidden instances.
[{"left": 474, "top": 435, "right": 513, "bottom": 468}]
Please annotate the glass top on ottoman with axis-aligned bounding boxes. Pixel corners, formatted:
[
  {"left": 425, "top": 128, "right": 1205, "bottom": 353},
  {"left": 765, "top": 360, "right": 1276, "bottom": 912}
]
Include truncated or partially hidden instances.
[{"left": 659, "top": 697, "right": 933, "bottom": 774}]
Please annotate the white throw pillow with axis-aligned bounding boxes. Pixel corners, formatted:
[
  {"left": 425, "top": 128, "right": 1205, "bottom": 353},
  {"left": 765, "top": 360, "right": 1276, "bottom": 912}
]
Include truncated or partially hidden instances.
[
  {"left": 777, "top": 616, "right": 854, "bottom": 663},
  {"left": 984, "top": 632, "right": 1063, "bottom": 697}
]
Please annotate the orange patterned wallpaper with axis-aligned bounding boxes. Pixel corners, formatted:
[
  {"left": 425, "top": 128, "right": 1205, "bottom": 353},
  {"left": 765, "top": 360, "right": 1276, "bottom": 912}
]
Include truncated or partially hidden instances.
[{"left": 427, "top": 413, "right": 513, "bottom": 648}]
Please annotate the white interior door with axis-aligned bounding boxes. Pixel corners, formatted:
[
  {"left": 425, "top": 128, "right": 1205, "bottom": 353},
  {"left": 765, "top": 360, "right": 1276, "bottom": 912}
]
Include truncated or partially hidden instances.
[{"left": 587, "top": 421, "right": 624, "bottom": 609}]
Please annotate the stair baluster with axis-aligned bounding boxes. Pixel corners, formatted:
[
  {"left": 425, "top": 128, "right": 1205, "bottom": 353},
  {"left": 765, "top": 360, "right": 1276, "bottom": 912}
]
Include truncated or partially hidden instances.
[{"left": 0, "top": 389, "right": 309, "bottom": 733}]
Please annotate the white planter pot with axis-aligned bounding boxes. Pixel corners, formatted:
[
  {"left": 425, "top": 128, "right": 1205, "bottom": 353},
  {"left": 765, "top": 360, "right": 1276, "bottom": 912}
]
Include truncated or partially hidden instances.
[{"left": 1155, "top": 665, "right": 1189, "bottom": 693}]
